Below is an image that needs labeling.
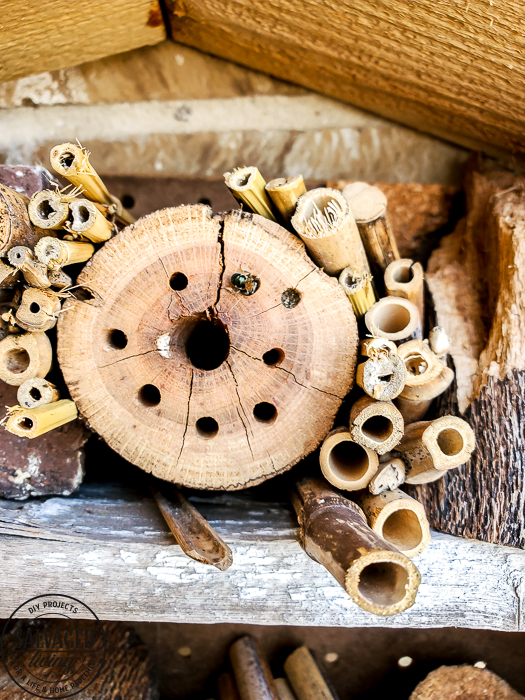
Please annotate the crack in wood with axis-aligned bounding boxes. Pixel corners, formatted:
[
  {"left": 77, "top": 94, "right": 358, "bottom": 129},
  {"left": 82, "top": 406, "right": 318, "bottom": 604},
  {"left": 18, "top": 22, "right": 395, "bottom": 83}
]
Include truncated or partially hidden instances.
[{"left": 176, "top": 368, "right": 193, "bottom": 464}]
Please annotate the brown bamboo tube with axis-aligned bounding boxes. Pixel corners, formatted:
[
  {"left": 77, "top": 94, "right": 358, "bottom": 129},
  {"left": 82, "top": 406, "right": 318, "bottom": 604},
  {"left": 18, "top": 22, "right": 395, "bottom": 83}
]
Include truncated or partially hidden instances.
[
  {"left": 16, "top": 287, "right": 61, "bottom": 332},
  {"left": 291, "top": 188, "right": 369, "bottom": 276},
  {"left": 384, "top": 258, "right": 424, "bottom": 322},
  {"left": 283, "top": 647, "right": 336, "bottom": 700},
  {"left": 338, "top": 265, "right": 377, "bottom": 318},
  {"left": 229, "top": 636, "right": 278, "bottom": 700},
  {"left": 218, "top": 673, "right": 241, "bottom": 700},
  {"left": 397, "top": 416, "right": 476, "bottom": 484},
  {"left": 349, "top": 395, "right": 404, "bottom": 455},
  {"left": 7, "top": 246, "right": 50, "bottom": 288},
  {"left": 0, "top": 331, "right": 52, "bottom": 386},
  {"left": 17, "top": 377, "right": 59, "bottom": 409},
  {"left": 356, "top": 353, "right": 407, "bottom": 401},
  {"left": 224, "top": 167, "right": 278, "bottom": 222},
  {"left": 320, "top": 427, "right": 379, "bottom": 491},
  {"left": 365, "top": 297, "right": 421, "bottom": 343},
  {"left": 0, "top": 260, "right": 18, "bottom": 289},
  {"left": 368, "top": 458, "right": 406, "bottom": 495},
  {"left": 4, "top": 399, "right": 78, "bottom": 438},
  {"left": 265, "top": 175, "right": 306, "bottom": 224},
  {"left": 28, "top": 190, "right": 69, "bottom": 230},
  {"left": 360, "top": 337, "right": 397, "bottom": 358},
  {"left": 68, "top": 198, "right": 114, "bottom": 242},
  {"left": 48, "top": 268, "right": 73, "bottom": 289},
  {"left": 429, "top": 325, "right": 450, "bottom": 359},
  {"left": 356, "top": 489, "right": 431, "bottom": 558},
  {"left": 394, "top": 339, "right": 455, "bottom": 423},
  {"left": 1, "top": 184, "right": 48, "bottom": 256},
  {"left": 35, "top": 236, "right": 95, "bottom": 267},
  {"left": 342, "top": 182, "right": 399, "bottom": 273},
  {"left": 274, "top": 678, "right": 297, "bottom": 700},
  {"left": 292, "top": 478, "right": 421, "bottom": 616}
]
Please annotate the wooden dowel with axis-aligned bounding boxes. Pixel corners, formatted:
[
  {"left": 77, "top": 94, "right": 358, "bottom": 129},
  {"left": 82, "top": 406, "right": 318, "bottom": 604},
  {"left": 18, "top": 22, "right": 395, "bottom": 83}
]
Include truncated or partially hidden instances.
[
  {"left": 218, "top": 673, "right": 241, "bottom": 700},
  {"left": 355, "top": 488, "right": 431, "bottom": 558},
  {"left": 356, "top": 353, "right": 407, "bottom": 401},
  {"left": 3, "top": 399, "right": 77, "bottom": 438},
  {"left": 28, "top": 190, "right": 69, "bottom": 230},
  {"left": 292, "top": 478, "right": 421, "bottom": 616},
  {"left": 283, "top": 647, "right": 337, "bottom": 700},
  {"left": 17, "top": 377, "right": 59, "bottom": 409},
  {"left": 150, "top": 482, "right": 233, "bottom": 571},
  {"left": 368, "top": 458, "right": 406, "bottom": 495},
  {"left": 320, "top": 427, "right": 379, "bottom": 491},
  {"left": 384, "top": 258, "right": 424, "bottom": 322},
  {"left": 1, "top": 184, "right": 47, "bottom": 255},
  {"left": 274, "top": 678, "right": 297, "bottom": 700},
  {"left": 338, "top": 265, "right": 377, "bottom": 318},
  {"left": 349, "top": 395, "right": 404, "bottom": 455},
  {"left": 342, "top": 182, "right": 399, "bottom": 274},
  {"left": 229, "top": 636, "right": 278, "bottom": 700},
  {"left": 265, "top": 175, "right": 306, "bottom": 224},
  {"left": 7, "top": 246, "right": 51, "bottom": 288},
  {"left": 16, "top": 287, "right": 61, "bottom": 332},
  {"left": 397, "top": 416, "right": 476, "bottom": 484},
  {"left": 68, "top": 198, "right": 114, "bottom": 242},
  {"left": 365, "top": 297, "right": 421, "bottom": 343},
  {"left": 35, "top": 236, "right": 95, "bottom": 267},
  {"left": 0, "top": 331, "right": 52, "bottom": 386},
  {"left": 224, "top": 167, "right": 278, "bottom": 222},
  {"left": 291, "top": 188, "right": 369, "bottom": 276}
]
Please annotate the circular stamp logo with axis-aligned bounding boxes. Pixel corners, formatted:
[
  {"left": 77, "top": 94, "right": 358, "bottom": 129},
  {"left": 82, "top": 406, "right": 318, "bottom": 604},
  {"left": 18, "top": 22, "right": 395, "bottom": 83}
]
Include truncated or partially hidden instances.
[{"left": 1, "top": 594, "right": 106, "bottom": 698}]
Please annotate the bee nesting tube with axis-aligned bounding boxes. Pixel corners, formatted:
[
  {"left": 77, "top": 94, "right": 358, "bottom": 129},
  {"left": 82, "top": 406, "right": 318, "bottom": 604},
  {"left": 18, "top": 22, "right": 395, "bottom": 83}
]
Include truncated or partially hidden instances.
[
  {"left": 17, "top": 377, "right": 59, "bottom": 408},
  {"left": 35, "top": 237, "right": 95, "bottom": 267},
  {"left": 0, "top": 332, "right": 52, "bottom": 386},
  {"left": 7, "top": 246, "right": 50, "bottom": 288},
  {"left": 369, "top": 458, "right": 406, "bottom": 495},
  {"left": 68, "top": 199, "right": 114, "bottom": 242},
  {"left": 365, "top": 296, "right": 421, "bottom": 343},
  {"left": 356, "top": 353, "right": 407, "bottom": 400},
  {"left": 28, "top": 190, "right": 69, "bottom": 230},
  {"left": 384, "top": 258, "right": 425, "bottom": 322},
  {"left": 224, "top": 167, "right": 277, "bottom": 222},
  {"left": 265, "top": 175, "right": 306, "bottom": 224},
  {"left": 16, "top": 287, "right": 61, "bottom": 332},
  {"left": 4, "top": 399, "right": 78, "bottom": 438},
  {"left": 349, "top": 395, "right": 404, "bottom": 455},
  {"left": 320, "top": 427, "right": 379, "bottom": 490},
  {"left": 291, "top": 188, "right": 369, "bottom": 276},
  {"left": 339, "top": 265, "right": 377, "bottom": 318}
]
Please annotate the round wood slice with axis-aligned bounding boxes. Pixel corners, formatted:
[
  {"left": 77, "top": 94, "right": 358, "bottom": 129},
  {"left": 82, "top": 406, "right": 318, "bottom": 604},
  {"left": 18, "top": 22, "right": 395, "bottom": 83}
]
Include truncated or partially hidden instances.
[{"left": 57, "top": 205, "right": 358, "bottom": 490}]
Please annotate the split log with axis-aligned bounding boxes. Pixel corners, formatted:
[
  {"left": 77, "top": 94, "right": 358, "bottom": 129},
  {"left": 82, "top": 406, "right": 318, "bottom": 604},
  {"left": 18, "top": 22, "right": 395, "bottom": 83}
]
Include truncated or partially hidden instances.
[
  {"left": 57, "top": 205, "right": 357, "bottom": 490},
  {"left": 229, "top": 635, "right": 278, "bottom": 700},
  {"left": 409, "top": 665, "right": 523, "bottom": 700},
  {"left": 283, "top": 647, "right": 337, "bottom": 700},
  {"left": 0, "top": 184, "right": 48, "bottom": 256}
]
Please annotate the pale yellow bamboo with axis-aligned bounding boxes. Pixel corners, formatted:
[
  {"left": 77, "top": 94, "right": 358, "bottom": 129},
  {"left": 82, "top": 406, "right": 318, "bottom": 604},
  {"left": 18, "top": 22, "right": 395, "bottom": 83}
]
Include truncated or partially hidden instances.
[
  {"left": 35, "top": 237, "right": 95, "bottom": 267},
  {"left": 339, "top": 265, "right": 377, "bottom": 318},
  {"left": 4, "top": 399, "right": 78, "bottom": 438},
  {"left": 68, "top": 199, "right": 114, "bottom": 242},
  {"left": 265, "top": 175, "right": 306, "bottom": 224},
  {"left": 224, "top": 167, "right": 278, "bottom": 221}
]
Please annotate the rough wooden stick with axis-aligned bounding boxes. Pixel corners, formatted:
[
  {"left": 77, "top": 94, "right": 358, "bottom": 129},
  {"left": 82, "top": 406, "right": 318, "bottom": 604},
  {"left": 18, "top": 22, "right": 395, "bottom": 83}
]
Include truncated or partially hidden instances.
[
  {"left": 283, "top": 647, "right": 337, "bottom": 700},
  {"left": 224, "top": 167, "right": 278, "bottom": 221},
  {"left": 320, "top": 427, "right": 379, "bottom": 491},
  {"left": 274, "top": 678, "right": 297, "bottom": 700},
  {"left": 265, "top": 175, "right": 306, "bottom": 224},
  {"left": 292, "top": 477, "right": 421, "bottom": 616},
  {"left": 384, "top": 258, "right": 425, "bottom": 322},
  {"left": 342, "top": 182, "right": 399, "bottom": 274},
  {"left": 291, "top": 188, "right": 369, "bottom": 276},
  {"left": 150, "top": 482, "right": 233, "bottom": 571},
  {"left": 17, "top": 377, "right": 59, "bottom": 409},
  {"left": 355, "top": 489, "right": 431, "bottom": 558},
  {"left": 349, "top": 395, "right": 404, "bottom": 455},
  {"left": 365, "top": 296, "right": 421, "bottom": 343},
  {"left": 35, "top": 236, "right": 95, "bottom": 267},
  {"left": 229, "top": 636, "right": 278, "bottom": 700},
  {"left": 356, "top": 353, "right": 407, "bottom": 400},
  {"left": 3, "top": 399, "right": 78, "bottom": 438},
  {"left": 7, "top": 246, "right": 50, "bottom": 288},
  {"left": 218, "top": 673, "right": 242, "bottom": 700},
  {"left": 0, "top": 184, "right": 48, "bottom": 256},
  {"left": 28, "top": 190, "right": 69, "bottom": 230},
  {"left": 369, "top": 458, "right": 406, "bottom": 495},
  {"left": 0, "top": 331, "right": 52, "bottom": 386},
  {"left": 338, "top": 265, "right": 377, "bottom": 318},
  {"left": 16, "top": 287, "right": 61, "bottom": 332},
  {"left": 68, "top": 198, "right": 114, "bottom": 242},
  {"left": 397, "top": 416, "right": 476, "bottom": 484}
]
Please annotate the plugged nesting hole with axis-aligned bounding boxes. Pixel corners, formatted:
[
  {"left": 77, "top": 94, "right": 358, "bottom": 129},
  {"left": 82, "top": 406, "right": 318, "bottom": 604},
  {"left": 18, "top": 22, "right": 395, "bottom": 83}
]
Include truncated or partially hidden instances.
[
  {"left": 382, "top": 509, "right": 423, "bottom": 551},
  {"left": 29, "top": 387, "right": 42, "bottom": 401},
  {"left": 406, "top": 354, "right": 428, "bottom": 375},
  {"left": 253, "top": 402, "right": 277, "bottom": 424},
  {"left": 29, "top": 302, "right": 40, "bottom": 314},
  {"left": 60, "top": 152, "right": 75, "bottom": 169},
  {"left": 138, "top": 384, "right": 161, "bottom": 407},
  {"left": 107, "top": 329, "right": 128, "bottom": 349},
  {"left": 37, "top": 199, "right": 56, "bottom": 220},
  {"left": 362, "top": 415, "right": 393, "bottom": 442},
  {"left": 329, "top": 441, "right": 369, "bottom": 481},
  {"left": 121, "top": 194, "right": 135, "bottom": 209},
  {"left": 281, "top": 288, "right": 301, "bottom": 308},
  {"left": 196, "top": 416, "right": 219, "bottom": 438},
  {"left": 263, "top": 348, "right": 285, "bottom": 366},
  {"left": 17, "top": 417, "right": 34, "bottom": 431},
  {"left": 358, "top": 562, "right": 409, "bottom": 608},
  {"left": 186, "top": 318, "right": 230, "bottom": 371},
  {"left": 393, "top": 265, "right": 414, "bottom": 283},
  {"left": 170, "top": 272, "right": 188, "bottom": 291},
  {"left": 437, "top": 428, "right": 463, "bottom": 456},
  {"left": 373, "top": 304, "right": 411, "bottom": 334},
  {"left": 5, "top": 348, "right": 30, "bottom": 374}
]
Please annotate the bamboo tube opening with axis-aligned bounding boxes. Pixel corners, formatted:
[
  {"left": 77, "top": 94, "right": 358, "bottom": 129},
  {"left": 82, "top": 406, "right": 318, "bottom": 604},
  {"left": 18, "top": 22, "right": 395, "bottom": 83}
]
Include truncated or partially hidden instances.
[
  {"left": 357, "top": 560, "right": 409, "bottom": 607},
  {"left": 365, "top": 297, "right": 420, "bottom": 342},
  {"left": 330, "top": 441, "right": 370, "bottom": 481},
  {"left": 361, "top": 414, "right": 393, "bottom": 442},
  {"left": 382, "top": 509, "right": 424, "bottom": 552},
  {"left": 16, "top": 416, "right": 34, "bottom": 432},
  {"left": 300, "top": 191, "right": 345, "bottom": 237},
  {"left": 17, "top": 377, "right": 59, "bottom": 409},
  {"left": 373, "top": 304, "right": 411, "bottom": 333},
  {"left": 437, "top": 427, "right": 464, "bottom": 456},
  {"left": 29, "top": 191, "right": 69, "bottom": 230},
  {"left": 405, "top": 352, "right": 429, "bottom": 376},
  {"left": 320, "top": 429, "right": 378, "bottom": 490},
  {"left": 0, "top": 332, "right": 52, "bottom": 386},
  {"left": 392, "top": 265, "right": 414, "bottom": 283},
  {"left": 4, "top": 399, "right": 78, "bottom": 438},
  {"left": 5, "top": 348, "right": 30, "bottom": 374}
]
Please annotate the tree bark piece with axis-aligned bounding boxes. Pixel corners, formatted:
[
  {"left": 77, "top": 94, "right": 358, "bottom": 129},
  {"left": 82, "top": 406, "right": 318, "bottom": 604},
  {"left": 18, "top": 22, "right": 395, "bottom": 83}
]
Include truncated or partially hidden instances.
[
  {"left": 0, "top": 331, "right": 52, "bottom": 386},
  {"left": 368, "top": 458, "right": 406, "bottom": 495},
  {"left": 283, "top": 647, "right": 337, "bottom": 700},
  {"left": 292, "top": 477, "right": 421, "bottom": 616},
  {"left": 320, "top": 427, "right": 379, "bottom": 491},
  {"left": 17, "top": 377, "right": 59, "bottom": 408},
  {"left": 28, "top": 190, "right": 69, "bottom": 230},
  {"left": 384, "top": 258, "right": 424, "bottom": 322},
  {"left": 229, "top": 636, "right": 278, "bottom": 700},
  {"left": 15, "top": 287, "right": 61, "bottom": 332},
  {"left": 349, "top": 395, "right": 404, "bottom": 455},
  {"left": 57, "top": 205, "right": 357, "bottom": 490},
  {"left": 0, "top": 260, "right": 18, "bottom": 289},
  {"left": 409, "top": 665, "right": 523, "bottom": 700},
  {"left": 0, "top": 184, "right": 48, "bottom": 256},
  {"left": 365, "top": 296, "right": 421, "bottom": 343},
  {"left": 266, "top": 175, "right": 306, "bottom": 225}
]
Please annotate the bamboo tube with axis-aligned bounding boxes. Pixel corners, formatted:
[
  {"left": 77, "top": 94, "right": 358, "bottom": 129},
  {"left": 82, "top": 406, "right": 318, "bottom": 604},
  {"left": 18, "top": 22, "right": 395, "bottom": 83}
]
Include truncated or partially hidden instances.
[
  {"left": 3, "top": 399, "right": 78, "bottom": 438},
  {"left": 292, "top": 478, "right": 421, "bottom": 616},
  {"left": 17, "top": 377, "right": 59, "bottom": 409},
  {"left": 369, "top": 458, "right": 406, "bottom": 495},
  {"left": 274, "top": 679, "right": 297, "bottom": 700},
  {"left": 48, "top": 268, "right": 73, "bottom": 289},
  {"left": 265, "top": 175, "right": 306, "bottom": 224},
  {"left": 28, "top": 190, "right": 69, "bottom": 230},
  {"left": 49, "top": 143, "right": 134, "bottom": 225},
  {"left": 35, "top": 236, "right": 95, "bottom": 267},
  {"left": 349, "top": 395, "right": 404, "bottom": 455},
  {"left": 218, "top": 673, "right": 241, "bottom": 700},
  {"left": 0, "top": 332, "right": 52, "bottom": 386},
  {"left": 291, "top": 188, "right": 369, "bottom": 276},
  {"left": 429, "top": 325, "right": 450, "bottom": 360},
  {"left": 224, "top": 167, "right": 278, "bottom": 222},
  {"left": 0, "top": 260, "right": 18, "bottom": 289},
  {"left": 283, "top": 647, "right": 337, "bottom": 700},
  {"left": 356, "top": 353, "right": 407, "bottom": 401},
  {"left": 365, "top": 297, "right": 421, "bottom": 343},
  {"left": 338, "top": 265, "right": 377, "bottom": 318},
  {"left": 320, "top": 427, "right": 379, "bottom": 491},
  {"left": 355, "top": 489, "right": 431, "bottom": 558},
  {"left": 7, "top": 246, "right": 51, "bottom": 288},
  {"left": 360, "top": 337, "right": 397, "bottom": 358},
  {"left": 384, "top": 258, "right": 424, "bottom": 322},
  {"left": 395, "top": 339, "right": 455, "bottom": 423},
  {"left": 229, "top": 636, "right": 278, "bottom": 700},
  {"left": 397, "top": 416, "right": 476, "bottom": 484},
  {"left": 342, "top": 182, "right": 399, "bottom": 274},
  {"left": 68, "top": 198, "right": 114, "bottom": 242},
  {"left": 16, "top": 287, "right": 61, "bottom": 332}
]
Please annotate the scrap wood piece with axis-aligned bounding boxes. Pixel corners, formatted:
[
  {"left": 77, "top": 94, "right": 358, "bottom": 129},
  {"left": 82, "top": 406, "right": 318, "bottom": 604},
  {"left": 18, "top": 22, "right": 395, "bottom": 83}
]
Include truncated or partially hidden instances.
[
  {"left": 0, "top": 184, "right": 49, "bottom": 256},
  {"left": 284, "top": 646, "right": 338, "bottom": 700},
  {"left": 409, "top": 664, "right": 523, "bottom": 700}
]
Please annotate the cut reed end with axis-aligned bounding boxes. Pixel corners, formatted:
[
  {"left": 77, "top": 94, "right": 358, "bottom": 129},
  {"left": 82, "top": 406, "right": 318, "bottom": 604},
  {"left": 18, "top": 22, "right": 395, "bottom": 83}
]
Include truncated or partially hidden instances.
[
  {"left": 292, "top": 187, "right": 349, "bottom": 240},
  {"left": 4, "top": 399, "right": 78, "bottom": 438},
  {"left": 17, "top": 377, "right": 59, "bottom": 409},
  {"left": 350, "top": 396, "right": 404, "bottom": 455},
  {"left": 49, "top": 143, "right": 85, "bottom": 177},
  {"left": 365, "top": 296, "right": 421, "bottom": 342},
  {"left": 28, "top": 190, "right": 69, "bottom": 230},
  {"left": 356, "top": 353, "right": 407, "bottom": 401},
  {"left": 339, "top": 266, "right": 377, "bottom": 318},
  {"left": 320, "top": 428, "right": 379, "bottom": 490}
]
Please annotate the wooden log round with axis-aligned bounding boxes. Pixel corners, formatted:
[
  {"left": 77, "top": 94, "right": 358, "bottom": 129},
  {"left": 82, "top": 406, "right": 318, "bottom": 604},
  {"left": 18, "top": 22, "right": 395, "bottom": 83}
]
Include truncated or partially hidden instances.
[{"left": 57, "top": 205, "right": 358, "bottom": 490}]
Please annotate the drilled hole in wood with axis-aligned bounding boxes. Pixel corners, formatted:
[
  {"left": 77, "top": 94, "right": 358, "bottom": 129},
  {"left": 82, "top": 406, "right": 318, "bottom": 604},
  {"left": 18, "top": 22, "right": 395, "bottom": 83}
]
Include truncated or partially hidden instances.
[
  {"left": 60, "top": 152, "right": 75, "bottom": 168},
  {"left": 29, "top": 387, "right": 42, "bottom": 401},
  {"left": 186, "top": 318, "right": 230, "bottom": 371},
  {"left": 253, "top": 402, "right": 277, "bottom": 424},
  {"left": 373, "top": 305, "right": 411, "bottom": 334},
  {"left": 329, "top": 441, "right": 369, "bottom": 481},
  {"left": 196, "top": 416, "right": 219, "bottom": 438},
  {"left": 5, "top": 348, "right": 30, "bottom": 374},
  {"left": 17, "top": 417, "right": 34, "bottom": 431},
  {"left": 361, "top": 415, "right": 393, "bottom": 442},
  {"left": 138, "top": 384, "right": 161, "bottom": 407},
  {"left": 36, "top": 199, "right": 56, "bottom": 220},
  {"left": 393, "top": 265, "right": 414, "bottom": 283},
  {"left": 198, "top": 197, "right": 211, "bottom": 206},
  {"left": 121, "top": 194, "right": 135, "bottom": 209},
  {"left": 262, "top": 348, "right": 285, "bottom": 366},
  {"left": 107, "top": 329, "right": 128, "bottom": 349},
  {"left": 437, "top": 428, "right": 463, "bottom": 456},
  {"left": 358, "top": 562, "right": 409, "bottom": 607},
  {"left": 382, "top": 509, "right": 423, "bottom": 551},
  {"left": 29, "top": 302, "right": 40, "bottom": 314},
  {"left": 72, "top": 287, "right": 95, "bottom": 302},
  {"left": 169, "top": 272, "right": 188, "bottom": 291}
]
